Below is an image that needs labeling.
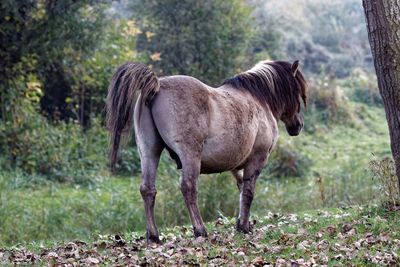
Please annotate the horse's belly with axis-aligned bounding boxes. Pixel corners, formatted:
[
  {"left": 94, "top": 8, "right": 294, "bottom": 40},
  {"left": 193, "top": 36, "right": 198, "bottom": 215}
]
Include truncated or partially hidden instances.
[{"left": 199, "top": 134, "right": 255, "bottom": 173}]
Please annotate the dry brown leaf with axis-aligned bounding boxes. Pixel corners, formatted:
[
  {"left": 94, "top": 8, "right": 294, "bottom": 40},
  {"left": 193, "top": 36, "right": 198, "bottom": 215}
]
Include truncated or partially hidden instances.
[
  {"left": 326, "top": 225, "right": 337, "bottom": 236},
  {"left": 84, "top": 257, "right": 100, "bottom": 264},
  {"left": 341, "top": 223, "right": 353, "bottom": 233}
]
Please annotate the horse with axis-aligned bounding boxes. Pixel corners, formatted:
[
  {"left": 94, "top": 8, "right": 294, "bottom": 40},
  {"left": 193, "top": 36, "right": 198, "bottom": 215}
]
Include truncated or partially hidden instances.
[{"left": 106, "top": 60, "right": 307, "bottom": 243}]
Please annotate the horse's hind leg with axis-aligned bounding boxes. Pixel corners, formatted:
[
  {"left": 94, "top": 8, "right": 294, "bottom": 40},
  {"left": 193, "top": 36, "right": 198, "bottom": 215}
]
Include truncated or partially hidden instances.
[
  {"left": 180, "top": 157, "right": 208, "bottom": 238},
  {"left": 149, "top": 94, "right": 208, "bottom": 238},
  {"left": 232, "top": 169, "right": 244, "bottom": 192},
  {"left": 232, "top": 169, "right": 244, "bottom": 222},
  {"left": 135, "top": 106, "right": 164, "bottom": 243},
  {"left": 139, "top": 152, "right": 162, "bottom": 243}
]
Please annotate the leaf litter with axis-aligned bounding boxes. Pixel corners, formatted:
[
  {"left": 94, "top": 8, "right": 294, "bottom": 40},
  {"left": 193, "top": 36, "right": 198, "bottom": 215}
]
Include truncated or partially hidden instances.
[{"left": 1, "top": 207, "right": 399, "bottom": 266}]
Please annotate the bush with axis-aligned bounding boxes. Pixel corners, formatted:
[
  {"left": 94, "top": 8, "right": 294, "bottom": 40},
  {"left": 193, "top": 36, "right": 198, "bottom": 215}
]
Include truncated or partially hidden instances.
[
  {"left": 370, "top": 156, "right": 399, "bottom": 209},
  {"left": 304, "top": 77, "right": 356, "bottom": 132},
  {"left": 340, "top": 69, "right": 382, "bottom": 106},
  {"left": 263, "top": 138, "right": 312, "bottom": 179},
  {"left": 114, "top": 146, "right": 141, "bottom": 176},
  {"left": 0, "top": 115, "right": 108, "bottom": 185}
]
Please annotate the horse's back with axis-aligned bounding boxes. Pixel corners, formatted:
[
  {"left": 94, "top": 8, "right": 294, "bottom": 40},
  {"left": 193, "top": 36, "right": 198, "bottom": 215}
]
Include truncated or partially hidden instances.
[{"left": 159, "top": 75, "right": 212, "bottom": 97}]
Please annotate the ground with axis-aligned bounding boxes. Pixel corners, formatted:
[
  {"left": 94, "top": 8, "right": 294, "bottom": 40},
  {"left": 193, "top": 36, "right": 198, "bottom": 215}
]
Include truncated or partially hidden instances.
[{"left": 1, "top": 206, "right": 399, "bottom": 266}]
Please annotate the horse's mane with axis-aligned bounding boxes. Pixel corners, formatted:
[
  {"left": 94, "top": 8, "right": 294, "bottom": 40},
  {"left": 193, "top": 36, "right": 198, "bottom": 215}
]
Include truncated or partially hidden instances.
[{"left": 222, "top": 61, "right": 307, "bottom": 118}]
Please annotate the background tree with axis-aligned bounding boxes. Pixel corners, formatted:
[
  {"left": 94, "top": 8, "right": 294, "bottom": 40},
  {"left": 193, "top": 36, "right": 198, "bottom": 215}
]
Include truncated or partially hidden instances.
[
  {"left": 258, "top": 0, "right": 373, "bottom": 77},
  {"left": 362, "top": 0, "right": 400, "bottom": 188},
  {"left": 0, "top": 0, "right": 107, "bottom": 125},
  {"left": 132, "top": 0, "right": 253, "bottom": 85}
]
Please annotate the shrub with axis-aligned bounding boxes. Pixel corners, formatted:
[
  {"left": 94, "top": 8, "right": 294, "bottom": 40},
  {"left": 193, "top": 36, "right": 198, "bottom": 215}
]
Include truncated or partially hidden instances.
[
  {"left": 114, "top": 146, "right": 141, "bottom": 176},
  {"left": 263, "top": 138, "right": 312, "bottom": 179},
  {"left": 0, "top": 115, "right": 108, "bottom": 185},
  {"left": 340, "top": 69, "right": 382, "bottom": 106},
  {"left": 370, "top": 156, "right": 399, "bottom": 209},
  {"left": 304, "top": 77, "right": 356, "bottom": 132}
]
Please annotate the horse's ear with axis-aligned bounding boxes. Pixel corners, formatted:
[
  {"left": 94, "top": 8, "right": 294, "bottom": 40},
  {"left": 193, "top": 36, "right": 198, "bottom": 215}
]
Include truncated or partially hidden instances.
[{"left": 291, "top": 60, "right": 299, "bottom": 77}]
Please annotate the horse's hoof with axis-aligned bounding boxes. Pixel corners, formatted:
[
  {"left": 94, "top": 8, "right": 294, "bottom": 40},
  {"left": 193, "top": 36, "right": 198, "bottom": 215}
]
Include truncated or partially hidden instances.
[
  {"left": 236, "top": 226, "right": 251, "bottom": 234},
  {"left": 236, "top": 221, "right": 252, "bottom": 234},
  {"left": 146, "top": 232, "right": 161, "bottom": 244},
  {"left": 147, "top": 236, "right": 161, "bottom": 245},
  {"left": 194, "top": 228, "right": 208, "bottom": 238}
]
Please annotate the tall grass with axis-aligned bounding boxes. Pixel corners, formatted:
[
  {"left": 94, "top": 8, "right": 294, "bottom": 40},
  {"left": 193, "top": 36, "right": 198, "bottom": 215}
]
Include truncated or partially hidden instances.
[{"left": 370, "top": 156, "right": 399, "bottom": 209}]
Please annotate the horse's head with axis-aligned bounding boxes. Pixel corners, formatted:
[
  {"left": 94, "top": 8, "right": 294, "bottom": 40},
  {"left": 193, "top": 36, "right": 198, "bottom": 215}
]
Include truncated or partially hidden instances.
[
  {"left": 277, "top": 60, "right": 307, "bottom": 136},
  {"left": 223, "top": 59, "right": 307, "bottom": 136},
  {"left": 281, "top": 107, "right": 303, "bottom": 136}
]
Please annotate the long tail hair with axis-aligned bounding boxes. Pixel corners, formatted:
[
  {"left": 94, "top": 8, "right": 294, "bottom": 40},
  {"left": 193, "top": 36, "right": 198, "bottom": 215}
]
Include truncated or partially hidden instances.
[{"left": 106, "top": 62, "right": 159, "bottom": 173}]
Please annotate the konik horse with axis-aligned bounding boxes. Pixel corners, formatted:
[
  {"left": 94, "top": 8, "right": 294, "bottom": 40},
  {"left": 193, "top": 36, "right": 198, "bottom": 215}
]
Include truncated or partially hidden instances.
[{"left": 106, "top": 60, "right": 307, "bottom": 243}]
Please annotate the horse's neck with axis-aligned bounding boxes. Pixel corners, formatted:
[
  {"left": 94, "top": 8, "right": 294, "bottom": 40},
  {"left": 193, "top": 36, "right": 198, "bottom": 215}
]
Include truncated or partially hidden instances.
[{"left": 217, "top": 84, "right": 282, "bottom": 120}]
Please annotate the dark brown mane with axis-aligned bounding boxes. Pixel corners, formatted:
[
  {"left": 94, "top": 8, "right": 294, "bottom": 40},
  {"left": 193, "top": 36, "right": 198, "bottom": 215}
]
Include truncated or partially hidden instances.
[{"left": 223, "top": 61, "right": 307, "bottom": 118}]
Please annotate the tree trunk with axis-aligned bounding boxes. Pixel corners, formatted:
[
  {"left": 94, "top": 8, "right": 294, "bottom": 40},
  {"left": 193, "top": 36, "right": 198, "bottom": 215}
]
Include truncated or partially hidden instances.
[{"left": 363, "top": 0, "right": 400, "bottom": 188}]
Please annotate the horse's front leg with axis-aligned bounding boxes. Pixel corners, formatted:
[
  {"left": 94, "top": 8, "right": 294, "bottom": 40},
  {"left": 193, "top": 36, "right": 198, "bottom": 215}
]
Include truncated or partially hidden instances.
[
  {"left": 236, "top": 161, "right": 264, "bottom": 233},
  {"left": 181, "top": 159, "right": 208, "bottom": 238}
]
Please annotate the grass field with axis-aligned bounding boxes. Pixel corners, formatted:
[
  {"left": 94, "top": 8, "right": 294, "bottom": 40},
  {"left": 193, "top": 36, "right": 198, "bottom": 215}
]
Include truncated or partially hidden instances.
[{"left": 0, "top": 101, "right": 391, "bottom": 247}]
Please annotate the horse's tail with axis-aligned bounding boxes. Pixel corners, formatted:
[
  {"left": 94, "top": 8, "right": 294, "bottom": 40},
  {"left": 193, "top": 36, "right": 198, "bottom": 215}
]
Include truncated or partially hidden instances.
[{"left": 106, "top": 62, "right": 159, "bottom": 173}]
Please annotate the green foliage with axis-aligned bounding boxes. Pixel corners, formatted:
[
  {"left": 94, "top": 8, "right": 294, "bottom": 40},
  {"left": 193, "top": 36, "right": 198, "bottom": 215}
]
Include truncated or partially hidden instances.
[
  {"left": 245, "top": 2, "right": 283, "bottom": 63},
  {"left": 302, "top": 72, "right": 382, "bottom": 133},
  {"left": 340, "top": 69, "right": 382, "bottom": 106},
  {"left": 0, "top": 2, "right": 145, "bottom": 183},
  {"left": 304, "top": 77, "right": 357, "bottom": 132},
  {"left": 0, "top": 57, "right": 42, "bottom": 123},
  {"left": 0, "top": 0, "right": 109, "bottom": 124},
  {"left": 115, "top": 146, "right": 141, "bottom": 175},
  {"left": 0, "top": 0, "right": 107, "bottom": 66},
  {"left": 65, "top": 19, "right": 144, "bottom": 124},
  {"left": 0, "top": 116, "right": 107, "bottom": 185},
  {"left": 259, "top": 0, "right": 372, "bottom": 76},
  {"left": 133, "top": 0, "right": 253, "bottom": 85},
  {"left": 264, "top": 139, "right": 312, "bottom": 179},
  {"left": 0, "top": 174, "right": 143, "bottom": 244},
  {"left": 370, "top": 157, "right": 399, "bottom": 209}
]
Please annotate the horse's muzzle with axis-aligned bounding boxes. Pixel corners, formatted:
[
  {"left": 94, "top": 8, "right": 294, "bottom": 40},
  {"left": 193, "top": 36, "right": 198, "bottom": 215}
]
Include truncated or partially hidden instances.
[{"left": 286, "top": 122, "right": 303, "bottom": 136}]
